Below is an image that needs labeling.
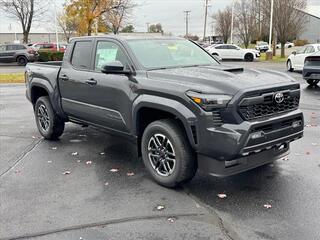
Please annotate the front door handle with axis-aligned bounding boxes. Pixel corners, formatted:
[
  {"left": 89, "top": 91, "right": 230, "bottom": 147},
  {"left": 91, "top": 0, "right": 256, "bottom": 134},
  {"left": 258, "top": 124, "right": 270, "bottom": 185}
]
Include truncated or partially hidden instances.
[
  {"left": 60, "top": 74, "right": 69, "bottom": 81},
  {"left": 85, "top": 78, "right": 97, "bottom": 86}
]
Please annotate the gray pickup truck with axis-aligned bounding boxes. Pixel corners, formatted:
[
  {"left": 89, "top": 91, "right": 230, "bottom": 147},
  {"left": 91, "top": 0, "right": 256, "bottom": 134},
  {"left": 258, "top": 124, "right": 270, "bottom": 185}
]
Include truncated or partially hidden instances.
[{"left": 25, "top": 36, "right": 304, "bottom": 187}]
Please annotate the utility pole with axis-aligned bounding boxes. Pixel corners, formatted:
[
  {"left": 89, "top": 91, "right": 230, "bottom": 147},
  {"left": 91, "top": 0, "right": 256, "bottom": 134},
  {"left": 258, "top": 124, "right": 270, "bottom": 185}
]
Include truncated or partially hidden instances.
[
  {"left": 183, "top": 10, "right": 191, "bottom": 37},
  {"left": 268, "top": 0, "right": 274, "bottom": 50},
  {"left": 230, "top": 0, "right": 235, "bottom": 44},
  {"left": 203, "top": 0, "right": 209, "bottom": 41}
]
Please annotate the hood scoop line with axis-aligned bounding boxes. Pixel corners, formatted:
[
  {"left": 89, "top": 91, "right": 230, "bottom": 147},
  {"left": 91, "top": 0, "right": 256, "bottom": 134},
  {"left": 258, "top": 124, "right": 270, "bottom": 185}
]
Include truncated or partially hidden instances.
[{"left": 201, "top": 65, "right": 244, "bottom": 73}]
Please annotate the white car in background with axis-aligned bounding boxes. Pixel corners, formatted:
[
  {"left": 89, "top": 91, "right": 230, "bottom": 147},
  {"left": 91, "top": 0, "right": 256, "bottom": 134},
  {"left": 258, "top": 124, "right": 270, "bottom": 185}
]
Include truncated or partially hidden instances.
[
  {"left": 276, "top": 42, "right": 295, "bottom": 49},
  {"left": 287, "top": 44, "right": 320, "bottom": 71},
  {"left": 255, "top": 41, "right": 269, "bottom": 52},
  {"left": 205, "top": 44, "right": 260, "bottom": 62}
]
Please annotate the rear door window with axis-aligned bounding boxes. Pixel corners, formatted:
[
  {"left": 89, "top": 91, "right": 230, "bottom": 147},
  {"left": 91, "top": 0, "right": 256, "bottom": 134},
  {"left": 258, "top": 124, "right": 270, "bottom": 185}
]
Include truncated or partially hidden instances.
[
  {"left": 71, "top": 41, "right": 92, "bottom": 70},
  {"left": 215, "top": 45, "right": 227, "bottom": 49}
]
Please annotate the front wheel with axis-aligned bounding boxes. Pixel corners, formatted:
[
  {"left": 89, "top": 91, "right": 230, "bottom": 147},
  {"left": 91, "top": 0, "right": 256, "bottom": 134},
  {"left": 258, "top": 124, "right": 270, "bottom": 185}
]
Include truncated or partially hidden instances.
[
  {"left": 244, "top": 53, "right": 254, "bottom": 62},
  {"left": 307, "top": 79, "right": 319, "bottom": 86},
  {"left": 35, "top": 96, "right": 65, "bottom": 140},
  {"left": 17, "top": 56, "right": 27, "bottom": 66},
  {"left": 287, "top": 60, "right": 293, "bottom": 72},
  {"left": 141, "top": 119, "right": 197, "bottom": 188}
]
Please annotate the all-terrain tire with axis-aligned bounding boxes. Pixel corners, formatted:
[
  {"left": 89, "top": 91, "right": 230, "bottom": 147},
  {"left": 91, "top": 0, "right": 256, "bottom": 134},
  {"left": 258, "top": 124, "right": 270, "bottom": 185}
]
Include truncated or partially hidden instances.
[
  {"left": 141, "top": 119, "right": 197, "bottom": 188},
  {"left": 34, "top": 96, "right": 65, "bottom": 140}
]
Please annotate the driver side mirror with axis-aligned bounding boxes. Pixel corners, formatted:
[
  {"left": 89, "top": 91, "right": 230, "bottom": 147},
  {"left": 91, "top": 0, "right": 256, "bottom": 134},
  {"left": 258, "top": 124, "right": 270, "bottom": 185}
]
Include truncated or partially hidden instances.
[{"left": 101, "top": 61, "right": 131, "bottom": 75}]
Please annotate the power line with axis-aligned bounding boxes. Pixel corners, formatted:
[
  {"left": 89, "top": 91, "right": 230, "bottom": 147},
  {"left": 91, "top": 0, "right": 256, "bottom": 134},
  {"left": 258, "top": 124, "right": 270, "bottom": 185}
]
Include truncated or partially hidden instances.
[{"left": 183, "top": 10, "right": 191, "bottom": 37}]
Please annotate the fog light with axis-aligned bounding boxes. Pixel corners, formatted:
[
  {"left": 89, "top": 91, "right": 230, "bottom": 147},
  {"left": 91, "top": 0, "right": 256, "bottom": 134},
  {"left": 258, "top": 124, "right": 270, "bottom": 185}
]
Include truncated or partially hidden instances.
[
  {"left": 292, "top": 120, "right": 302, "bottom": 128},
  {"left": 250, "top": 131, "right": 264, "bottom": 139}
]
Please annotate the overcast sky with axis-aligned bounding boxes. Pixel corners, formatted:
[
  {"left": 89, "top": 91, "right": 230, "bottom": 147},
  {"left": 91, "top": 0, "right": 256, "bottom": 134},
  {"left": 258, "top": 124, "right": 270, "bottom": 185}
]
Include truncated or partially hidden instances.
[{"left": 1, "top": 0, "right": 320, "bottom": 36}]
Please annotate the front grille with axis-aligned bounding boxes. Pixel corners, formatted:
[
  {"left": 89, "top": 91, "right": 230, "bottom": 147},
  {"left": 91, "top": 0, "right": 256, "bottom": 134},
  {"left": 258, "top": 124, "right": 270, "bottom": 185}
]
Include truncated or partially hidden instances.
[{"left": 239, "top": 89, "right": 300, "bottom": 121}]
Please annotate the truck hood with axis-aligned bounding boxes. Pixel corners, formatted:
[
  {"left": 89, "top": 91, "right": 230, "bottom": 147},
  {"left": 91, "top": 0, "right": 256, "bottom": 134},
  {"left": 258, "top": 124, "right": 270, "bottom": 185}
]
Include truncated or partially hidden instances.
[{"left": 147, "top": 64, "right": 296, "bottom": 95}]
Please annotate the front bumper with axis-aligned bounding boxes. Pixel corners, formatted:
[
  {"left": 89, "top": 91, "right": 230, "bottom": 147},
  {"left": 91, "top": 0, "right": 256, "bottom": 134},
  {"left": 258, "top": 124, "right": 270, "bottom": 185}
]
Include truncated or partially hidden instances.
[{"left": 196, "top": 109, "right": 304, "bottom": 176}]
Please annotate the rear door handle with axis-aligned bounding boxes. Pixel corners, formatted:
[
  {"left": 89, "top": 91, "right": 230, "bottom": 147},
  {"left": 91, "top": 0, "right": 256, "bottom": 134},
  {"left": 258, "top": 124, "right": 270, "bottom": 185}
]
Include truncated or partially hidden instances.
[
  {"left": 85, "top": 78, "right": 97, "bottom": 86},
  {"left": 60, "top": 74, "right": 69, "bottom": 81}
]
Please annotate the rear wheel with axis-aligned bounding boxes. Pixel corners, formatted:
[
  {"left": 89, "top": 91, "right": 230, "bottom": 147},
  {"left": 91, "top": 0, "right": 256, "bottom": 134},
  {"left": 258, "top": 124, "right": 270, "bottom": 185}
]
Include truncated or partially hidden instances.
[
  {"left": 35, "top": 96, "right": 65, "bottom": 140},
  {"left": 307, "top": 79, "right": 319, "bottom": 86},
  {"left": 244, "top": 53, "right": 254, "bottom": 62},
  {"left": 17, "top": 56, "right": 27, "bottom": 66},
  {"left": 287, "top": 60, "right": 293, "bottom": 72},
  {"left": 141, "top": 119, "right": 197, "bottom": 188}
]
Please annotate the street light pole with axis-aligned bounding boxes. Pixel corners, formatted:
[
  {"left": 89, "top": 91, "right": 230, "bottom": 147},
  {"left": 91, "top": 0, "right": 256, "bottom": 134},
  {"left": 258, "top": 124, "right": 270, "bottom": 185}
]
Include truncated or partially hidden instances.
[
  {"left": 54, "top": 1, "right": 59, "bottom": 51},
  {"left": 203, "top": 0, "right": 209, "bottom": 41},
  {"left": 230, "top": 0, "right": 235, "bottom": 44},
  {"left": 268, "top": 0, "right": 274, "bottom": 50},
  {"left": 184, "top": 10, "right": 191, "bottom": 37}
]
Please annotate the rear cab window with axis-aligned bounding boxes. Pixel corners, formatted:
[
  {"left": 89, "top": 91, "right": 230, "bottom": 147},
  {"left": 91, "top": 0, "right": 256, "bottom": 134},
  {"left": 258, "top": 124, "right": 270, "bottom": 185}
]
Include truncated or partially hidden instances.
[{"left": 71, "top": 41, "right": 93, "bottom": 70}]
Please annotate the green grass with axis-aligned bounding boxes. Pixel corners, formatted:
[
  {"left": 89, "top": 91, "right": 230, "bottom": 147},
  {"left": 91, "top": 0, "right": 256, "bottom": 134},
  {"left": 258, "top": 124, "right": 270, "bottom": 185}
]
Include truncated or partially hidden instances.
[
  {"left": 0, "top": 73, "right": 25, "bottom": 84},
  {"left": 259, "top": 53, "right": 288, "bottom": 63}
]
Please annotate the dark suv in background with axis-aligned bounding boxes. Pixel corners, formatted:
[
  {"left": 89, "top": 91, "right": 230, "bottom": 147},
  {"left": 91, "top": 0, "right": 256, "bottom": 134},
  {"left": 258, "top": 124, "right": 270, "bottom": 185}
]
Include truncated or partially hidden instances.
[{"left": 0, "top": 44, "right": 38, "bottom": 65}]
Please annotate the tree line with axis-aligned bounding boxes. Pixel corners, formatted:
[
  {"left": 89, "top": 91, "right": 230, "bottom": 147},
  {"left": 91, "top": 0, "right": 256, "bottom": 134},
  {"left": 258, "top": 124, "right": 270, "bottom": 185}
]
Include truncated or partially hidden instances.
[
  {"left": 213, "top": 0, "right": 307, "bottom": 57},
  {"left": 0, "top": 0, "right": 168, "bottom": 44}
]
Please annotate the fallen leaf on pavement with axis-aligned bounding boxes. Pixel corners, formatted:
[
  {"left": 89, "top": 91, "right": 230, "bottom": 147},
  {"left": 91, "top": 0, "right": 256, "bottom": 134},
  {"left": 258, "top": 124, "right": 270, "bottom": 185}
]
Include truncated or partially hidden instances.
[
  {"left": 263, "top": 204, "right": 272, "bottom": 209},
  {"left": 167, "top": 217, "right": 176, "bottom": 223},
  {"left": 63, "top": 171, "right": 71, "bottom": 175},
  {"left": 100, "top": 152, "right": 105, "bottom": 155},
  {"left": 32, "top": 136, "right": 36, "bottom": 139},
  {"left": 86, "top": 161, "right": 92, "bottom": 165},
  {"left": 105, "top": 182, "right": 109, "bottom": 186},
  {"left": 217, "top": 193, "right": 227, "bottom": 199},
  {"left": 77, "top": 160, "right": 81, "bottom": 163},
  {"left": 47, "top": 160, "right": 52, "bottom": 163},
  {"left": 71, "top": 152, "right": 78, "bottom": 156},
  {"left": 110, "top": 168, "right": 119, "bottom": 172},
  {"left": 156, "top": 205, "right": 165, "bottom": 211},
  {"left": 52, "top": 147, "right": 57, "bottom": 150},
  {"left": 127, "top": 172, "right": 135, "bottom": 176}
]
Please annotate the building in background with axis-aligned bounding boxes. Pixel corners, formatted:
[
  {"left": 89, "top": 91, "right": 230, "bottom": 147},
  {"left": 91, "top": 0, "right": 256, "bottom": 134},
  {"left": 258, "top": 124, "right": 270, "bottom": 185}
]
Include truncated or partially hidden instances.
[
  {"left": 0, "top": 32, "right": 70, "bottom": 44},
  {"left": 298, "top": 8, "right": 320, "bottom": 43}
]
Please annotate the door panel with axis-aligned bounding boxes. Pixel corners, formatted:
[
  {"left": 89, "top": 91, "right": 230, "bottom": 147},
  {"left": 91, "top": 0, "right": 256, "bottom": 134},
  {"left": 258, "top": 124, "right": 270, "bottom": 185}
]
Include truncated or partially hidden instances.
[{"left": 59, "top": 40, "right": 134, "bottom": 134}]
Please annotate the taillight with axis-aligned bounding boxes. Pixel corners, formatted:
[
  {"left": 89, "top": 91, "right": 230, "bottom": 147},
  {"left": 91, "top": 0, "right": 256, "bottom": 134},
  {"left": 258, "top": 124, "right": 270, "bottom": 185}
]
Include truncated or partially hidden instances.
[{"left": 27, "top": 48, "right": 36, "bottom": 54}]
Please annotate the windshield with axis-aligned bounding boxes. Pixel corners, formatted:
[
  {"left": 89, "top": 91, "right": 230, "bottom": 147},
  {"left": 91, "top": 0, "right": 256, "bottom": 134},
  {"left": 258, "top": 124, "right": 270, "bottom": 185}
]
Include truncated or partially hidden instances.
[{"left": 127, "top": 39, "right": 219, "bottom": 69}]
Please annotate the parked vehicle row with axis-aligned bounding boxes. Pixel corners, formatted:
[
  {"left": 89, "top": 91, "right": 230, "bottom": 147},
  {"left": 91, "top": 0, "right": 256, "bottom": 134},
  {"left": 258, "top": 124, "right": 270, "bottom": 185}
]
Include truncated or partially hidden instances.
[
  {"left": 0, "top": 42, "right": 67, "bottom": 65},
  {"left": 26, "top": 36, "right": 303, "bottom": 187},
  {"left": 205, "top": 44, "right": 260, "bottom": 61},
  {"left": 0, "top": 44, "right": 38, "bottom": 65}
]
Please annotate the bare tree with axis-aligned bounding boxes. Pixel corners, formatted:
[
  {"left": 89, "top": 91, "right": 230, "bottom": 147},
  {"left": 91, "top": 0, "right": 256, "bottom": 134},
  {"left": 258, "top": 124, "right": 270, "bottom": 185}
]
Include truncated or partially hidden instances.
[
  {"left": 0, "top": 0, "right": 46, "bottom": 43},
  {"left": 262, "top": 0, "right": 307, "bottom": 57},
  {"left": 235, "top": 0, "right": 256, "bottom": 48},
  {"left": 57, "top": 11, "right": 77, "bottom": 43},
  {"left": 103, "top": 0, "right": 136, "bottom": 34},
  {"left": 213, "top": 6, "right": 232, "bottom": 44}
]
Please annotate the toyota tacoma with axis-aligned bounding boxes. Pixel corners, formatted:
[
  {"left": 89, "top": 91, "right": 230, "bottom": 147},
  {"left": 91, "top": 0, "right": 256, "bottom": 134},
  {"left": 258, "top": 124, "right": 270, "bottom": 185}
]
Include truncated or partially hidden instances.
[{"left": 25, "top": 36, "right": 304, "bottom": 187}]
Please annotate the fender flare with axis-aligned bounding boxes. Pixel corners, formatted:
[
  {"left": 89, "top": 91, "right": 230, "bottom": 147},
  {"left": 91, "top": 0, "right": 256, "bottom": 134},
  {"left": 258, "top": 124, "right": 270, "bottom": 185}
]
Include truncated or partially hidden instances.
[
  {"left": 132, "top": 94, "right": 198, "bottom": 148},
  {"left": 30, "top": 79, "right": 66, "bottom": 119}
]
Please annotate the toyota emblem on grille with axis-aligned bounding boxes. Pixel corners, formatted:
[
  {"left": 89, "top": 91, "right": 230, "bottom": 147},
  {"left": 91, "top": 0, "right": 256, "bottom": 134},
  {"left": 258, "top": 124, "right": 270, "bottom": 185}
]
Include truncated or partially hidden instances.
[{"left": 274, "top": 92, "right": 284, "bottom": 104}]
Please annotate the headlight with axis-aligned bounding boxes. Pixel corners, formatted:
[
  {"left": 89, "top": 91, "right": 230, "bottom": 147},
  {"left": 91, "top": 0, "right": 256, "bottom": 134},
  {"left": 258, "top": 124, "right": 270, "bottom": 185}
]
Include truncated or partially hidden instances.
[{"left": 186, "top": 91, "right": 232, "bottom": 111}]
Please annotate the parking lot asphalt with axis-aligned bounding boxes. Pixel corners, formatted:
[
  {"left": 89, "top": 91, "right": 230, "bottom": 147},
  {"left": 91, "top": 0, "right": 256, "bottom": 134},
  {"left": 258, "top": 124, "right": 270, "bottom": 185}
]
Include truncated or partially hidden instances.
[
  {"left": 0, "top": 61, "right": 319, "bottom": 240},
  {"left": 0, "top": 63, "right": 24, "bottom": 74}
]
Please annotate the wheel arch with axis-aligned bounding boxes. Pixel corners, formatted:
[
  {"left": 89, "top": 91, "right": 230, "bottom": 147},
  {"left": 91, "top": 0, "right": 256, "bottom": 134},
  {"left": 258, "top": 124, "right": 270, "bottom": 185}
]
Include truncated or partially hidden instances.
[{"left": 133, "top": 95, "right": 198, "bottom": 155}]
